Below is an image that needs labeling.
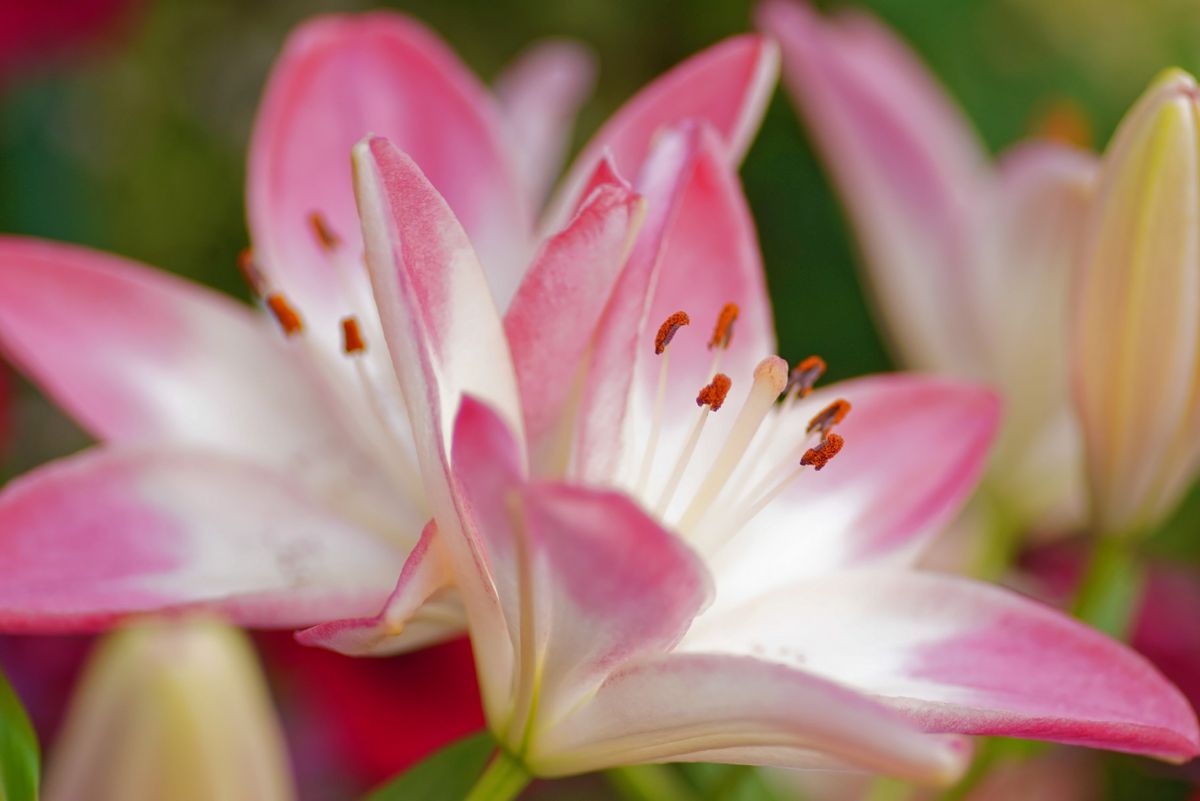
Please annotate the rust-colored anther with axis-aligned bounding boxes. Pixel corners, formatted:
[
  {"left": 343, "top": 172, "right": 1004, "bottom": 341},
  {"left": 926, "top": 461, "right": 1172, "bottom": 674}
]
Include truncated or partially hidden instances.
[
  {"left": 707, "top": 303, "right": 739, "bottom": 350},
  {"left": 806, "top": 399, "right": 851, "bottom": 436},
  {"left": 237, "top": 248, "right": 267, "bottom": 298},
  {"left": 786, "top": 355, "right": 827, "bottom": 399},
  {"left": 801, "top": 432, "right": 844, "bottom": 471},
  {"left": 308, "top": 212, "right": 341, "bottom": 251},
  {"left": 266, "top": 294, "right": 304, "bottom": 337},
  {"left": 696, "top": 373, "right": 733, "bottom": 411},
  {"left": 341, "top": 316, "right": 366, "bottom": 354},
  {"left": 654, "top": 311, "right": 691, "bottom": 355}
]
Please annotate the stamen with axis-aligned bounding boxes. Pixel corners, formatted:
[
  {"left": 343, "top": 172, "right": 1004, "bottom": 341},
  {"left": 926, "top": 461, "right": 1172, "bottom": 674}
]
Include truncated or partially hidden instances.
[
  {"left": 696, "top": 373, "right": 733, "bottom": 411},
  {"left": 654, "top": 311, "right": 690, "bottom": 355},
  {"left": 266, "top": 293, "right": 304, "bottom": 337},
  {"left": 655, "top": 372, "right": 733, "bottom": 515},
  {"left": 677, "top": 356, "right": 789, "bottom": 531},
  {"left": 707, "top": 303, "right": 739, "bottom": 350},
  {"left": 801, "top": 433, "right": 845, "bottom": 471},
  {"left": 237, "top": 248, "right": 268, "bottom": 298},
  {"left": 639, "top": 312, "right": 692, "bottom": 492},
  {"left": 807, "top": 399, "right": 851, "bottom": 436},
  {"left": 341, "top": 316, "right": 366, "bottom": 355},
  {"left": 309, "top": 212, "right": 341, "bottom": 251},
  {"left": 786, "top": 356, "right": 826, "bottom": 399}
]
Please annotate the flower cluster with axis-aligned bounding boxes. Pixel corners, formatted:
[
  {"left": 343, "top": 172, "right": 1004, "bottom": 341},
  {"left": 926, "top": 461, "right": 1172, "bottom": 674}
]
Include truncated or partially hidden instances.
[{"left": 0, "top": 2, "right": 1198, "bottom": 799}]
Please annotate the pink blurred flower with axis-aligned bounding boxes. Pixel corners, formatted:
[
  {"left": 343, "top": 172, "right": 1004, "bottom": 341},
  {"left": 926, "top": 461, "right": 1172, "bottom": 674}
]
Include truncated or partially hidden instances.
[{"left": 759, "top": 0, "right": 1096, "bottom": 534}]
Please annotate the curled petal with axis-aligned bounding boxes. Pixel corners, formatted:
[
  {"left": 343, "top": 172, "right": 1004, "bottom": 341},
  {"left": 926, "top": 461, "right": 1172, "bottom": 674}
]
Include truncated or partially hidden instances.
[{"left": 296, "top": 521, "right": 463, "bottom": 656}]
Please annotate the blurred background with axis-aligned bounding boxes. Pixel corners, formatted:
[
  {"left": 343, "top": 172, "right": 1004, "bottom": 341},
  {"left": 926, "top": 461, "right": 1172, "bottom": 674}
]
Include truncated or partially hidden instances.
[{"left": 2, "top": 0, "right": 1200, "bottom": 799}]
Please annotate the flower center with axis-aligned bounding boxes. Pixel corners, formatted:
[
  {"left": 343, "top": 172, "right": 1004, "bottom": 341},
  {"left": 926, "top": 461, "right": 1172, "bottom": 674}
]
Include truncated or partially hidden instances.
[{"left": 634, "top": 307, "right": 850, "bottom": 550}]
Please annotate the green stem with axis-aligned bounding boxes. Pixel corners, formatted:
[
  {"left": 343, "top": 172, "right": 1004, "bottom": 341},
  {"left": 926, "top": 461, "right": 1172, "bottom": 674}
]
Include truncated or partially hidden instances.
[
  {"left": 463, "top": 750, "right": 532, "bottom": 801},
  {"left": 864, "top": 776, "right": 914, "bottom": 801},
  {"left": 607, "top": 765, "right": 701, "bottom": 801},
  {"left": 1072, "top": 535, "right": 1145, "bottom": 639},
  {"left": 970, "top": 492, "right": 1022, "bottom": 581}
]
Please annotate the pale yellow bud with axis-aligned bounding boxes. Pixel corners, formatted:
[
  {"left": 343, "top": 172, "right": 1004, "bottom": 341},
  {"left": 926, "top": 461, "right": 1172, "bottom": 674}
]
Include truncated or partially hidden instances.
[
  {"left": 1073, "top": 68, "right": 1200, "bottom": 536},
  {"left": 44, "top": 617, "right": 295, "bottom": 801}
]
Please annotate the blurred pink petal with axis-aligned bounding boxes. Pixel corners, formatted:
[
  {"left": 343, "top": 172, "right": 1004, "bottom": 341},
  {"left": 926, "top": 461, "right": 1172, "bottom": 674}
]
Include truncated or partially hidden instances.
[
  {"left": 0, "top": 447, "right": 404, "bottom": 631},
  {"left": 495, "top": 39, "right": 597, "bottom": 208},
  {"left": 249, "top": 12, "right": 531, "bottom": 318},
  {"left": 760, "top": 0, "right": 1098, "bottom": 531}
]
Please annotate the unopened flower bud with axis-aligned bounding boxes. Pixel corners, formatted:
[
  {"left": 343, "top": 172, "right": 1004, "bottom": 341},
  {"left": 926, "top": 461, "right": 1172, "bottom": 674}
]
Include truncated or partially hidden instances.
[
  {"left": 1073, "top": 68, "right": 1200, "bottom": 536},
  {"left": 44, "top": 616, "right": 295, "bottom": 801}
]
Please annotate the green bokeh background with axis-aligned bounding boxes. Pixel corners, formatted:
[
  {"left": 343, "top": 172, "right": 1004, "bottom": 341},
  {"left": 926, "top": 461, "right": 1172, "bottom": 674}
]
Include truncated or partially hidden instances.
[{"left": 2, "top": 0, "right": 1200, "bottom": 799}]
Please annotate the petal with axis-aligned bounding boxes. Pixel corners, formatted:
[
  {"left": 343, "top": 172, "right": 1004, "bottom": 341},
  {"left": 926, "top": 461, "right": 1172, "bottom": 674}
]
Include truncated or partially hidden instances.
[
  {"left": 0, "top": 236, "right": 421, "bottom": 538},
  {"left": 571, "top": 123, "right": 775, "bottom": 488},
  {"left": 494, "top": 39, "right": 596, "bottom": 209},
  {"left": 248, "top": 11, "right": 530, "bottom": 321},
  {"left": 975, "top": 142, "right": 1096, "bottom": 526},
  {"left": 296, "top": 521, "right": 463, "bottom": 656},
  {"left": 545, "top": 34, "right": 778, "bottom": 229},
  {"left": 0, "top": 447, "right": 405, "bottom": 631},
  {"left": 683, "top": 570, "right": 1200, "bottom": 762},
  {"left": 351, "top": 135, "right": 524, "bottom": 525},
  {"left": 707, "top": 374, "right": 999, "bottom": 607},
  {"left": 533, "top": 652, "right": 968, "bottom": 783},
  {"left": 503, "top": 161, "right": 644, "bottom": 462},
  {"left": 449, "top": 396, "right": 711, "bottom": 734},
  {"left": 759, "top": 0, "right": 988, "bottom": 374}
]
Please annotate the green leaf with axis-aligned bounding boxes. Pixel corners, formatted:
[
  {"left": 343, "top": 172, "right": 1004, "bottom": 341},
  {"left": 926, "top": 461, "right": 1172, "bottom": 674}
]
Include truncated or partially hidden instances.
[
  {"left": 0, "top": 670, "right": 39, "bottom": 801},
  {"left": 362, "top": 731, "right": 496, "bottom": 801}
]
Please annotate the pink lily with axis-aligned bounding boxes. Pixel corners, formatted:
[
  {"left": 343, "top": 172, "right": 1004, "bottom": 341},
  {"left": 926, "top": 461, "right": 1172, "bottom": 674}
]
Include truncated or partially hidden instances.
[
  {"left": 300, "top": 125, "right": 1199, "bottom": 781},
  {"left": 0, "top": 13, "right": 775, "bottom": 638},
  {"left": 758, "top": 0, "right": 1097, "bottom": 533}
]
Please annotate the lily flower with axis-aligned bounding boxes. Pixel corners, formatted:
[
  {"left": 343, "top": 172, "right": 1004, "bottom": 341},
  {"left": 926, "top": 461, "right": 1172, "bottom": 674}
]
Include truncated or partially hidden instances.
[
  {"left": 758, "top": 0, "right": 1097, "bottom": 533},
  {"left": 43, "top": 616, "right": 294, "bottom": 801},
  {"left": 300, "top": 128, "right": 1199, "bottom": 782},
  {"left": 0, "top": 12, "right": 776, "bottom": 640},
  {"left": 1072, "top": 68, "right": 1200, "bottom": 538}
]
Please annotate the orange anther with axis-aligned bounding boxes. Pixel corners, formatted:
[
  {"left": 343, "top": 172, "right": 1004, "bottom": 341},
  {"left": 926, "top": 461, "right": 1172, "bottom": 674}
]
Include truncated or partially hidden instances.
[
  {"left": 266, "top": 294, "right": 304, "bottom": 337},
  {"left": 786, "top": 356, "right": 827, "bottom": 399},
  {"left": 801, "top": 432, "right": 844, "bottom": 471},
  {"left": 341, "top": 316, "right": 366, "bottom": 354},
  {"left": 237, "top": 248, "right": 267, "bottom": 298},
  {"left": 309, "top": 212, "right": 341, "bottom": 251},
  {"left": 707, "top": 303, "right": 739, "bottom": 350},
  {"left": 696, "top": 373, "right": 733, "bottom": 411},
  {"left": 806, "top": 399, "right": 851, "bottom": 436},
  {"left": 655, "top": 311, "right": 690, "bottom": 355}
]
